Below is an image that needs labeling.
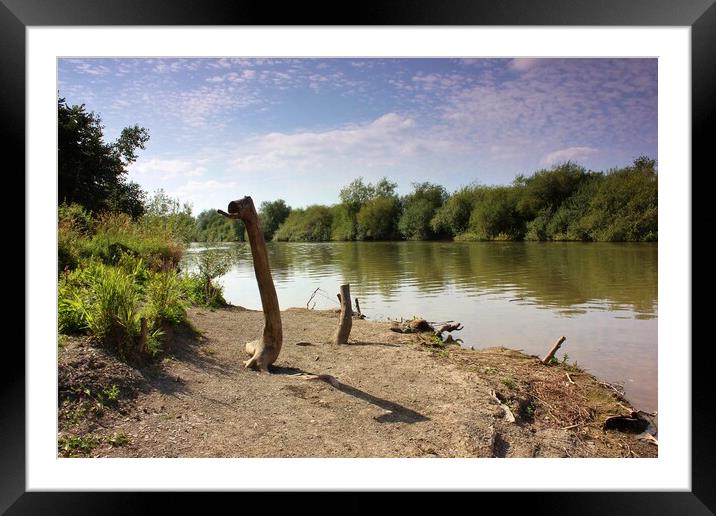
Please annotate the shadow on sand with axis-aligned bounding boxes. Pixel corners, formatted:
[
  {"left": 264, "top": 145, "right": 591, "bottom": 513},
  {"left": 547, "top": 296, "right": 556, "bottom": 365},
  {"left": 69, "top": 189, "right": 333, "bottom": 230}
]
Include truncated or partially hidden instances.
[{"left": 272, "top": 365, "right": 429, "bottom": 424}]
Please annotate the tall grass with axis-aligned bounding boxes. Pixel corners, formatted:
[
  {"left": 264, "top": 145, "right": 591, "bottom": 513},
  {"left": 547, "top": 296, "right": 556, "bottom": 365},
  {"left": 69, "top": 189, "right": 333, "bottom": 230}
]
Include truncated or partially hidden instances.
[
  {"left": 59, "top": 205, "right": 185, "bottom": 272},
  {"left": 83, "top": 264, "right": 142, "bottom": 357},
  {"left": 58, "top": 204, "right": 193, "bottom": 363}
]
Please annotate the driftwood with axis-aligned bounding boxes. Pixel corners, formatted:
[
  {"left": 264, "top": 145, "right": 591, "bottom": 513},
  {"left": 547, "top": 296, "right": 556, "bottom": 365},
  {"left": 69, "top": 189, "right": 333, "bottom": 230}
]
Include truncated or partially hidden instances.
[
  {"left": 390, "top": 319, "right": 464, "bottom": 344},
  {"left": 219, "top": 197, "right": 282, "bottom": 372},
  {"left": 541, "top": 336, "right": 567, "bottom": 365},
  {"left": 333, "top": 284, "right": 353, "bottom": 344},
  {"left": 435, "top": 322, "right": 463, "bottom": 334},
  {"left": 353, "top": 297, "right": 366, "bottom": 319},
  {"left": 489, "top": 389, "right": 516, "bottom": 423}
]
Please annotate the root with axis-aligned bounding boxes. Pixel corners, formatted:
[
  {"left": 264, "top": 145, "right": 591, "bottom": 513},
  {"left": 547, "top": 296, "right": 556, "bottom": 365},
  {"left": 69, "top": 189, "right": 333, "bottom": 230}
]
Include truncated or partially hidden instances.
[{"left": 243, "top": 339, "right": 274, "bottom": 373}]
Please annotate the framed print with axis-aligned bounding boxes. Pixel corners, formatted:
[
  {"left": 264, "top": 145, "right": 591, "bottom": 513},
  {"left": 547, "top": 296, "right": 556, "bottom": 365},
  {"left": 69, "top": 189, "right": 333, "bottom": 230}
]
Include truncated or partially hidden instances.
[{"left": 5, "top": 0, "right": 712, "bottom": 512}]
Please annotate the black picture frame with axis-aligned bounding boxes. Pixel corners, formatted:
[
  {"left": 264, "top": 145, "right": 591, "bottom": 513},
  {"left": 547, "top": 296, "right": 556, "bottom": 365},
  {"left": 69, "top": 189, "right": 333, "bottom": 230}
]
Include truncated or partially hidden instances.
[{"left": 5, "top": 0, "right": 711, "bottom": 513}]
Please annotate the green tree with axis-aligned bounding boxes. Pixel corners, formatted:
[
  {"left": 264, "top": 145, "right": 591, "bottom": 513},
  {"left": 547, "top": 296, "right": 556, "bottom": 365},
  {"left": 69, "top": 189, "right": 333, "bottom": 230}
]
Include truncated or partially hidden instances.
[
  {"left": 578, "top": 157, "right": 657, "bottom": 241},
  {"left": 399, "top": 182, "right": 448, "bottom": 240},
  {"left": 330, "top": 204, "right": 355, "bottom": 241},
  {"left": 273, "top": 206, "right": 333, "bottom": 242},
  {"left": 466, "top": 186, "right": 523, "bottom": 240},
  {"left": 259, "top": 199, "right": 291, "bottom": 241},
  {"left": 58, "top": 97, "right": 149, "bottom": 215},
  {"left": 339, "top": 177, "right": 375, "bottom": 214},
  {"left": 142, "top": 189, "right": 197, "bottom": 243},
  {"left": 431, "top": 184, "right": 480, "bottom": 237},
  {"left": 195, "top": 209, "right": 245, "bottom": 242},
  {"left": 357, "top": 197, "right": 401, "bottom": 240},
  {"left": 516, "top": 162, "right": 589, "bottom": 219},
  {"left": 105, "top": 181, "right": 146, "bottom": 219}
]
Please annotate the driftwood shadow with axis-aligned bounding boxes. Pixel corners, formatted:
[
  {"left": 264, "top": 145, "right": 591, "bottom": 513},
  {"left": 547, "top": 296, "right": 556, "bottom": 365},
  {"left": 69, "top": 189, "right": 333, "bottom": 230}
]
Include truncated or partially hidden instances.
[
  {"left": 272, "top": 366, "right": 429, "bottom": 424},
  {"left": 349, "top": 341, "right": 400, "bottom": 348}
]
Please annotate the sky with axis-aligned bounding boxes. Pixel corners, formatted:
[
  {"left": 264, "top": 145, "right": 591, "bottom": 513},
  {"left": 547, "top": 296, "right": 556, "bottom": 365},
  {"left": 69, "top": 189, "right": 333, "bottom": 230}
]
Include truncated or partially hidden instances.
[{"left": 58, "top": 58, "right": 657, "bottom": 215}]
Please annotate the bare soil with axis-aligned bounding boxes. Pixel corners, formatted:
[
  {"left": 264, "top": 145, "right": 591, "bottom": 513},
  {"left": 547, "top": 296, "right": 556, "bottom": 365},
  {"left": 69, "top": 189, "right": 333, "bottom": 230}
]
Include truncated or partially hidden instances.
[{"left": 58, "top": 306, "right": 657, "bottom": 458}]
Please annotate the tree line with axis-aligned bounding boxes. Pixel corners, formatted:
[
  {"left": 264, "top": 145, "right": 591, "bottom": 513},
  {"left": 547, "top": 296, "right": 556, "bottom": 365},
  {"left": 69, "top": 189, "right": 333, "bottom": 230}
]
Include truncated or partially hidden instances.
[
  {"left": 232, "top": 158, "right": 657, "bottom": 243},
  {"left": 58, "top": 96, "right": 656, "bottom": 244}
]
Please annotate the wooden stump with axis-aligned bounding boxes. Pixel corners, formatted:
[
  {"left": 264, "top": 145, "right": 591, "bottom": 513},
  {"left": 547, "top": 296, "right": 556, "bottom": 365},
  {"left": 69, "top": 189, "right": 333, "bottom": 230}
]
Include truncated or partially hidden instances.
[{"left": 334, "top": 284, "right": 353, "bottom": 344}]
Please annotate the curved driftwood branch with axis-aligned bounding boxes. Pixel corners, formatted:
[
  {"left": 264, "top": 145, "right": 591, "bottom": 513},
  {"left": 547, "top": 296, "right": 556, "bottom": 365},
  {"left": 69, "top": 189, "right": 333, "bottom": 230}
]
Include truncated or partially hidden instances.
[{"left": 218, "top": 197, "right": 282, "bottom": 372}]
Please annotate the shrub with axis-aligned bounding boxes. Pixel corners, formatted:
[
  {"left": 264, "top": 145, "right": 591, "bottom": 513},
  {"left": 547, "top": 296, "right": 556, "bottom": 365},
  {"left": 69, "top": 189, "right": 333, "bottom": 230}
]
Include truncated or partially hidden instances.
[
  {"left": 144, "top": 270, "right": 187, "bottom": 325},
  {"left": 82, "top": 263, "right": 142, "bottom": 358},
  {"left": 187, "top": 249, "right": 235, "bottom": 306},
  {"left": 58, "top": 275, "right": 88, "bottom": 334}
]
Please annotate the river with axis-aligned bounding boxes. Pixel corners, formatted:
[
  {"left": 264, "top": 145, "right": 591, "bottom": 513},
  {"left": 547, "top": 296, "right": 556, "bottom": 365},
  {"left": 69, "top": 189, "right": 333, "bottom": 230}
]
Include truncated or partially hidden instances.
[{"left": 183, "top": 241, "right": 657, "bottom": 412}]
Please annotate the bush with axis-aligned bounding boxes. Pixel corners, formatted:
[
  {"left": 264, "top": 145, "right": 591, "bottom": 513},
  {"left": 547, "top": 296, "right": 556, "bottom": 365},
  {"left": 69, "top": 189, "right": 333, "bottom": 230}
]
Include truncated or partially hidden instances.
[
  {"left": 81, "top": 263, "right": 142, "bottom": 358},
  {"left": 179, "top": 272, "right": 227, "bottom": 307},
  {"left": 330, "top": 204, "right": 356, "bottom": 241},
  {"left": 188, "top": 248, "right": 235, "bottom": 306},
  {"left": 144, "top": 270, "right": 187, "bottom": 325},
  {"left": 58, "top": 271, "right": 88, "bottom": 334}
]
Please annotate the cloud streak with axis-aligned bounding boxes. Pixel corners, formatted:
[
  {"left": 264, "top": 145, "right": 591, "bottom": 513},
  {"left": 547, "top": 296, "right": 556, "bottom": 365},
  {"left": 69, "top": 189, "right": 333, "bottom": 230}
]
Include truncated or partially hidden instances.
[{"left": 230, "top": 113, "right": 459, "bottom": 172}]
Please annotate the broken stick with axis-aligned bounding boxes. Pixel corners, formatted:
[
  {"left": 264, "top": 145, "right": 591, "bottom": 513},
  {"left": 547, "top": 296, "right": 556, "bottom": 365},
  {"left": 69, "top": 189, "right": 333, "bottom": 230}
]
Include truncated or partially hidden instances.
[
  {"left": 541, "top": 336, "right": 567, "bottom": 365},
  {"left": 333, "top": 284, "right": 353, "bottom": 344}
]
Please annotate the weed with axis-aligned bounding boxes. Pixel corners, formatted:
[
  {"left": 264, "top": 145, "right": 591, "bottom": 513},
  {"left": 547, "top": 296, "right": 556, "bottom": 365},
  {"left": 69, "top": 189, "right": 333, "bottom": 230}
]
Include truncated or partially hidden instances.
[
  {"left": 431, "top": 347, "right": 449, "bottom": 358},
  {"left": 108, "top": 432, "right": 130, "bottom": 447},
  {"left": 501, "top": 376, "right": 517, "bottom": 390},
  {"left": 523, "top": 402, "right": 536, "bottom": 419},
  {"left": 58, "top": 434, "right": 99, "bottom": 457},
  {"left": 103, "top": 385, "right": 120, "bottom": 402},
  {"left": 63, "top": 403, "right": 87, "bottom": 426}
]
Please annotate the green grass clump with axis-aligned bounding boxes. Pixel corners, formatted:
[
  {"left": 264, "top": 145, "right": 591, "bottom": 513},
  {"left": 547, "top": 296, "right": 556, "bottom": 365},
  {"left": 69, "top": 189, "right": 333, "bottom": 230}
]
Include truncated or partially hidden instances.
[
  {"left": 501, "top": 376, "right": 517, "bottom": 390},
  {"left": 58, "top": 434, "right": 99, "bottom": 457}
]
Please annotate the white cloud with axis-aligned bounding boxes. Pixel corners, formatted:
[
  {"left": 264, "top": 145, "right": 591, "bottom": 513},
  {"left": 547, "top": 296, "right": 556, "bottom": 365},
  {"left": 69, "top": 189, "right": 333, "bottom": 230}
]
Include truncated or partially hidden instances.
[
  {"left": 229, "top": 113, "right": 454, "bottom": 172},
  {"left": 129, "top": 159, "right": 207, "bottom": 180},
  {"left": 73, "top": 62, "right": 111, "bottom": 76},
  {"left": 171, "top": 179, "right": 236, "bottom": 194},
  {"left": 441, "top": 59, "right": 657, "bottom": 161},
  {"left": 540, "top": 147, "right": 598, "bottom": 166},
  {"left": 509, "top": 58, "right": 539, "bottom": 71}
]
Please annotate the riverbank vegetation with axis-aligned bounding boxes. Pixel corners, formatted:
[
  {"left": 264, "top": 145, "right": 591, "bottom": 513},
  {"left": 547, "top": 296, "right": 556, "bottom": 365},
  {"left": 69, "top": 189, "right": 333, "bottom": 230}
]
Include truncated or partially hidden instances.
[
  {"left": 57, "top": 99, "right": 229, "bottom": 365},
  {"left": 269, "top": 158, "right": 657, "bottom": 243}
]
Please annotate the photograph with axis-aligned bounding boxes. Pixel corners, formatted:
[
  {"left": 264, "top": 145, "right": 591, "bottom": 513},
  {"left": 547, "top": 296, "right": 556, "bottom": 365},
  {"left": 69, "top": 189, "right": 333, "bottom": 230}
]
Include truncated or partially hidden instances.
[{"left": 56, "top": 56, "right": 659, "bottom": 459}]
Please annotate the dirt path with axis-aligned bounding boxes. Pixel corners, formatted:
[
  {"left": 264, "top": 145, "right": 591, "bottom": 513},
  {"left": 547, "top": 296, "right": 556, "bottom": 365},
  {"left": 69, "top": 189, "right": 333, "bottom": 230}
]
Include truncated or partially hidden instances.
[{"left": 58, "top": 306, "right": 657, "bottom": 458}]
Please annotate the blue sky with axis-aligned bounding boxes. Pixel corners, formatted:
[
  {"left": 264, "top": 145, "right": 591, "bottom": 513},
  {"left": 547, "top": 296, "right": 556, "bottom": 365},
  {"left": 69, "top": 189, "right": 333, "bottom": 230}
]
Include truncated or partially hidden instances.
[{"left": 58, "top": 58, "right": 657, "bottom": 215}]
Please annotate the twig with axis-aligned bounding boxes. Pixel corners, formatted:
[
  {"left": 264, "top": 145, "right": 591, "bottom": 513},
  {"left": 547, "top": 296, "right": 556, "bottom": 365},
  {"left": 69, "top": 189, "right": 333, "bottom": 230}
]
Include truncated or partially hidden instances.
[
  {"left": 306, "top": 287, "right": 320, "bottom": 309},
  {"left": 563, "top": 423, "right": 582, "bottom": 430},
  {"left": 598, "top": 380, "right": 626, "bottom": 397},
  {"left": 566, "top": 373, "right": 575, "bottom": 385}
]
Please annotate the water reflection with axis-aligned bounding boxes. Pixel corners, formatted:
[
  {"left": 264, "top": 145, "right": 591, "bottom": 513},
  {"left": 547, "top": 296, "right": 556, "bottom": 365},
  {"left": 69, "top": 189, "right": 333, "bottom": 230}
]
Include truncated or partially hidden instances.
[{"left": 189, "top": 242, "right": 657, "bottom": 317}]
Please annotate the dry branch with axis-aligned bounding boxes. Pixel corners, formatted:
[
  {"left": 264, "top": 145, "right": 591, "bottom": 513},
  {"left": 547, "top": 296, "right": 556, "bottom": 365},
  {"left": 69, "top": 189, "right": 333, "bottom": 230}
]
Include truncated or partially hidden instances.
[{"left": 541, "top": 336, "right": 567, "bottom": 365}]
